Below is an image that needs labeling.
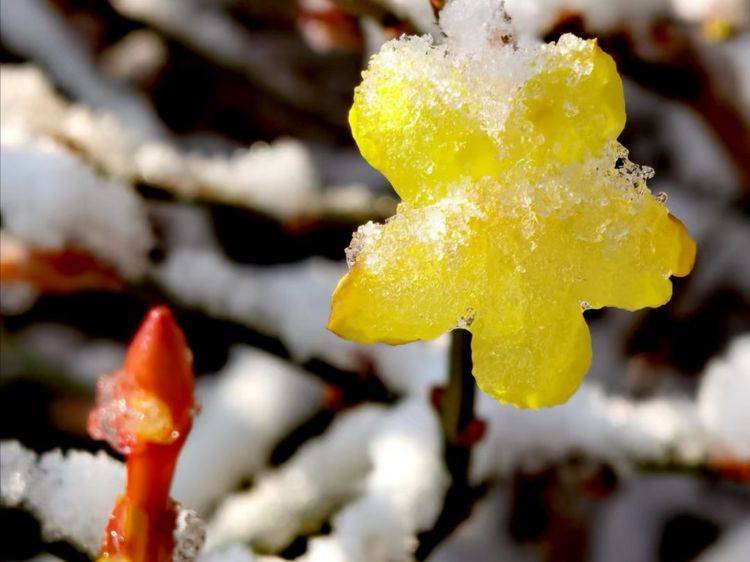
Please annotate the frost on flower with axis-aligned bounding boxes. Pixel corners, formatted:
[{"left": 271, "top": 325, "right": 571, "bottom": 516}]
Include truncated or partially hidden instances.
[{"left": 328, "top": 0, "right": 696, "bottom": 408}]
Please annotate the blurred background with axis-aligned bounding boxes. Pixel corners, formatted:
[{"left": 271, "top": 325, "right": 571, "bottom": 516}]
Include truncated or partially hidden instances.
[{"left": 0, "top": 1, "right": 748, "bottom": 561}]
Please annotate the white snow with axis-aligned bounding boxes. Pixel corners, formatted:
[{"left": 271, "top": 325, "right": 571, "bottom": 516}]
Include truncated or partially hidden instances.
[
  {"left": 0, "top": 440, "right": 37, "bottom": 507},
  {"left": 0, "top": 441, "right": 124, "bottom": 555},
  {"left": 0, "top": 139, "right": 154, "bottom": 279},
  {"left": 172, "top": 348, "right": 325, "bottom": 513},
  {"left": 0, "top": 441, "right": 206, "bottom": 559},
  {"left": 698, "top": 335, "right": 750, "bottom": 460},
  {"left": 207, "top": 405, "right": 388, "bottom": 550},
  {"left": 197, "top": 544, "right": 261, "bottom": 562},
  {"left": 671, "top": 0, "right": 749, "bottom": 25},
  {"left": 0, "top": 64, "right": 142, "bottom": 181},
  {"left": 136, "top": 139, "right": 321, "bottom": 219},
  {"left": 298, "top": 398, "right": 448, "bottom": 562},
  {"left": 432, "top": 0, "right": 750, "bottom": 38},
  {"left": 0, "top": 0, "right": 166, "bottom": 139},
  {"left": 474, "top": 333, "right": 750, "bottom": 481},
  {"left": 473, "top": 383, "right": 703, "bottom": 481},
  {"left": 207, "top": 398, "right": 447, "bottom": 562},
  {"left": 697, "top": 519, "right": 750, "bottom": 562},
  {"left": 175, "top": 509, "right": 208, "bottom": 562},
  {"left": 100, "top": 29, "right": 168, "bottom": 84},
  {"left": 1, "top": 63, "right": 374, "bottom": 220}
]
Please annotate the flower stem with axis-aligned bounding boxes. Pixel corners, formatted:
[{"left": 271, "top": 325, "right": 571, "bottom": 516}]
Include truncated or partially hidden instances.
[
  {"left": 417, "top": 329, "right": 485, "bottom": 560},
  {"left": 441, "top": 329, "right": 476, "bottom": 447}
]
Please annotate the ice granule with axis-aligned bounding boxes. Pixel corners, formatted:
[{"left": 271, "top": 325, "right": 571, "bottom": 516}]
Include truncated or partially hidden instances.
[
  {"left": 0, "top": 440, "right": 37, "bottom": 506},
  {"left": 174, "top": 508, "right": 207, "bottom": 562},
  {"left": 26, "top": 448, "right": 124, "bottom": 553},
  {"left": 439, "top": 0, "right": 515, "bottom": 53},
  {"left": 345, "top": 222, "right": 382, "bottom": 268}
]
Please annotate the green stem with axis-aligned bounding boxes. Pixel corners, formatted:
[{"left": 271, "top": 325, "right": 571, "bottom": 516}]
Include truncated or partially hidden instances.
[
  {"left": 416, "top": 329, "right": 484, "bottom": 560},
  {"left": 440, "top": 329, "right": 475, "bottom": 446}
]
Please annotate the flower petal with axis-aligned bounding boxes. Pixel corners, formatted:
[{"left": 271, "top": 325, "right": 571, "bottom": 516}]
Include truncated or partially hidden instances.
[
  {"left": 526, "top": 163, "right": 696, "bottom": 311},
  {"left": 328, "top": 197, "right": 485, "bottom": 344},
  {"left": 505, "top": 36, "right": 625, "bottom": 168},
  {"left": 470, "top": 303, "right": 592, "bottom": 408},
  {"left": 350, "top": 35, "right": 624, "bottom": 205}
]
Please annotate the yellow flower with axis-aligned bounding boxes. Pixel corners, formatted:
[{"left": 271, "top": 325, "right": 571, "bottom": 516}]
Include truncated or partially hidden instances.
[{"left": 328, "top": 32, "right": 695, "bottom": 408}]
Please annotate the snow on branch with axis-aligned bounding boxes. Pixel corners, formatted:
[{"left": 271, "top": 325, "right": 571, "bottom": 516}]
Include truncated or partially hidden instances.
[
  {"left": 698, "top": 334, "right": 750, "bottom": 460},
  {"left": 0, "top": 441, "right": 205, "bottom": 558},
  {"left": 0, "top": 139, "right": 154, "bottom": 280},
  {"left": 0, "top": 0, "right": 166, "bottom": 139},
  {"left": 204, "top": 397, "right": 447, "bottom": 562},
  {"left": 473, "top": 334, "right": 750, "bottom": 481},
  {"left": 298, "top": 398, "right": 448, "bottom": 562},
  {"left": 172, "top": 348, "right": 325, "bottom": 513},
  {"left": 208, "top": 405, "right": 389, "bottom": 551},
  {"left": 1, "top": 64, "right": 371, "bottom": 220},
  {"left": 136, "top": 139, "right": 321, "bottom": 219}
]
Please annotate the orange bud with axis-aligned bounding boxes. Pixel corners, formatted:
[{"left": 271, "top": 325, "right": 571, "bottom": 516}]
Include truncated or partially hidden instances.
[
  {"left": 123, "top": 306, "right": 195, "bottom": 443},
  {"left": 89, "top": 307, "right": 197, "bottom": 562}
]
